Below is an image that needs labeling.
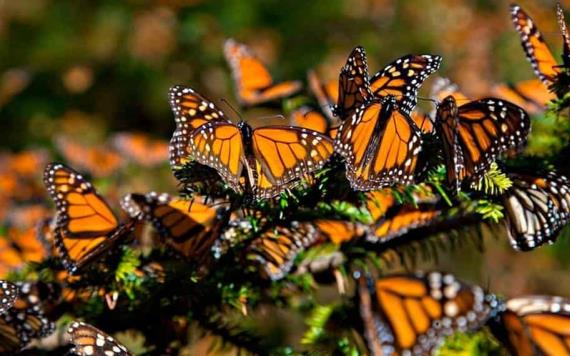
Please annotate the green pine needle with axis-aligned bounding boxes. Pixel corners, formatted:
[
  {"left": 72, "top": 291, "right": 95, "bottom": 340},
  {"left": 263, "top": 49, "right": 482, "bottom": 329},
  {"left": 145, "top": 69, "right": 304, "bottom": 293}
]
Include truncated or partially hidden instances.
[
  {"left": 472, "top": 162, "right": 512, "bottom": 195},
  {"left": 475, "top": 200, "right": 504, "bottom": 223},
  {"left": 301, "top": 304, "right": 335, "bottom": 345}
]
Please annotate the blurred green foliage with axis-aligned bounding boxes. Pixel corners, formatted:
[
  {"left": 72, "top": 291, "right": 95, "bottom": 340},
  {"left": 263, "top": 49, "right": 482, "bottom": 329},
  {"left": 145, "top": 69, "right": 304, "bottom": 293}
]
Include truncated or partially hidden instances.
[{"left": 1, "top": 0, "right": 564, "bottom": 149}]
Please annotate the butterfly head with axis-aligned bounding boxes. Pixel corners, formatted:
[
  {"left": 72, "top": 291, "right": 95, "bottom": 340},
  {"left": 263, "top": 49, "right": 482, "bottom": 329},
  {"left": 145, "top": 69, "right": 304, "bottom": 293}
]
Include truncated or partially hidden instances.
[{"left": 436, "top": 95, "right": 458, "bottom": 122}]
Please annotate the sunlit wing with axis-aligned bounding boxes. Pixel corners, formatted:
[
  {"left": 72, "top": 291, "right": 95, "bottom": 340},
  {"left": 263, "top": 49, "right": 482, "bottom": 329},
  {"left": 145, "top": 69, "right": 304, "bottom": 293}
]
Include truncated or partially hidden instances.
[
  {"left": 224, "top": 39, "right": 301, "bottom": 106},
  {"left": 188, "top": 121, "right": 245, "bottom": 193},
  {"left": 252, "top": 126, "right": 334, "bottom": 197},
  {"left": 335, "top": 97, "right": 422, "bottom": 190},
  {"left": 43, "top": 163, "right": 130, "bottom": 273},
  {"left": 492, "top": 79, "right": 555, "bottom": 115},
  {"left": 511, "top": 4, "right": 559, "bottom": 87},
  {"left": 289, "top": 106, "right": 329, "bottom": 134},
  {"left": 168, "top": 85, "right": 229, "bottom": 166},
  {"left": 369, "top": 54, "right": 442, "bottom": 115},
  {"left": 56, "top": 137, "right": 123, "bottom": 177},
  {"left": 358, "top": 271, "right": 494, "bottom": 355}
]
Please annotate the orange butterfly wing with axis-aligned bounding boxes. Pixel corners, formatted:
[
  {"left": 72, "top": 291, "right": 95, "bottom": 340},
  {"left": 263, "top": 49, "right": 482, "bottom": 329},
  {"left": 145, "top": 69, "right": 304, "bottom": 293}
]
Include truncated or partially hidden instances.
[
  {"left": 248, "top": 222, "right": 318, "bottom": 280},
  {"left": 289, "top": 106, "right": 329, "bottom": 134},
  {"left": 112, "top": 132, "right": 168, "bottom": 167},
  {"left": 369, "top": 54, "right": 442, "bottom": 115},
  {"left": 335, "top": 97, "right": 422, "bottom": 190},
  {"left": 252, "top": 126, "right": 334, "bottom": 198},
  {"left": 436, "top": 96, "right": 530, "bottom": 190},
  {"left": 123, "top": 192, "right": 224, "bottom": 261},
  {"left": 43, "top": 163, "right": 128, "bottom": 273},
  {"left": 492, "top": 296, "right": 570, "bottom": 356},
  {"left": 168, "top": 85, "right": 229, "bottom": 166},
  {"left": 224, "top": 39, "right": 301, "bottom": 106},
  {"left": 511, "top": 4, "right": 560, "bottom": 87},
  {"left": 335, "top": 46, "right": 373, "bottom": 120},
  {"left": 492, "top": 79, "right": 555, "bottom": 115},
  {"left": 188, "top": 121, "right": 245, "bottom": 193},
  {"left": 358, "top": 271, "right": 494, "bottom": 355}
]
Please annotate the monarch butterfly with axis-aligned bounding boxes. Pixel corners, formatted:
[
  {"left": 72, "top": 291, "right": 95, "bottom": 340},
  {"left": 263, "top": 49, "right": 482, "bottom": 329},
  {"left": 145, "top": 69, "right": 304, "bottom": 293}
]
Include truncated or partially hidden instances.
[
  {"left": 335, "top": 95, "right": 423, "bottom": 190},
  {"left": 435, "top": 96, "right": 530, "bottom": 192},
  {"left": 0, "top": 227, "right": 48, "bottom": 278},
  {"left": 111, "top": 132, "right": 169, "bottom": 167},
  {"left": 56, "top": 137, "right": 123, "bottom": 177},
  {"left": 314, "top": 219, "right": 369, "bottom": 245},
  {"left": 247, "top": 222, "right": 319, "bottom": 280},
  {"left": 169, "top": 86, "right": 334, "bottom": 199},
  {"left": 0, "top": 282, "right": 54, "bottom": 353},
  {"left": 224, "top": 39, "right": 302, "bottom": 106},
  {"left": 43, "top": 163, "right": 135, "bottom": 274},
  {"left": 289, "top": 106, "right": 338, "bottom": 139},
  {"left": 0, "top": 281, "right": 17, "bottom": 314},
  {"left": 307, "top": 70, "right": 339, "bottom": 121},
  {"left": 335, "top": 46, "right": 442, "bottom": 120},
  {"left": 501, "top": 172, "right": 570, "bottom": 251},
  {"left": 121, "top": 192, "right": 227, "bottom": 261},
  {"left": 489, "top": 295, "right": 570, "bottom": 355},
  {"left": 357, "top": 271, "right": 496, "bottom": 355},
  {"left": 67, "top": 321, "right": 133, "bottom": 356},
  {"left": 492, "top": 79, "right": 555, "bottom": 115},
  {"left": 511, "top": 3, "right": 570, "bottom": 98}
]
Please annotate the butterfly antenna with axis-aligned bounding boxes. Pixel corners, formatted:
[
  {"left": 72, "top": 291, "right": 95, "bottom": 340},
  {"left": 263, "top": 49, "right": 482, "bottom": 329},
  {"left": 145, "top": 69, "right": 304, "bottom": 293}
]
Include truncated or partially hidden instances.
[
  {"left": 220, "top": 98, "right": 243, "bottom": 121},
  {"left": 416, "top": 96, "right": 438, "bottom": 105},
  {"left": 258, "top": 114, "right": 287, "bottom": 121}
]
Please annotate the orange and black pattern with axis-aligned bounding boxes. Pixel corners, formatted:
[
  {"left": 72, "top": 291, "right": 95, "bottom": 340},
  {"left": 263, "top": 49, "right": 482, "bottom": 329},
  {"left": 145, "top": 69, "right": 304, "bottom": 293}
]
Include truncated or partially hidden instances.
[
  {"left": 247, "top": 222, "right": 319, "bottom": 280},
  {"left": 178, "top": 87, "right": 334, "bottom": 199},
  {"left": 490, "top": 295, "right": 570, "bottom": 356},
  {"left": 224, "top": 39, "right": 301, "bottom": 106},
  {"left": 43, "top": 163, "right": 133, "bottom": 274},
  {"left": 0, "top": 281, "right": 17, "bottom": 315},
  {"left": 67, "top": 321, "right": 133, "bottom": 356},
  {"left": 334, "top": 46, "right": 373, "bottom": 120},
  {"left": 335, "top": 95, "right": 422, "bottom": 190},
  {"left": 502, "top": 172, "right": 570, "bottom": 251},
  {"left": 511, "top": 4, "right": 570, "bottom": 97},
  {"left": 492, "top": 79, "right": 555, "bottom": 115},
  {"left": 0, "top": 282, "right": 54, "bottom": 353},
  {"left": 368, "top": 54, "right": 442, "bottom": 115},
  {"left": 358, "top": 271, "right": 495, "bottom": 355},
  {"left": 122, "top": 192, "right": 226, "bottom": 261},
  {"left": 435, "top": 96, "right": 530, "bottom": 192}
]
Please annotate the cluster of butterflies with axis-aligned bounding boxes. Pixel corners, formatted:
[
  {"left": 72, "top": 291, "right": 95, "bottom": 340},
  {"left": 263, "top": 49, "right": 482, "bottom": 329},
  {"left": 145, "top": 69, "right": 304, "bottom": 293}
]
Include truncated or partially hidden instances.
[
  {"left": 2, "top": 269, "right": 570, "bottom": 356},
  {"left": 0, "top": 1, "right": 570, "bottom": 355}
]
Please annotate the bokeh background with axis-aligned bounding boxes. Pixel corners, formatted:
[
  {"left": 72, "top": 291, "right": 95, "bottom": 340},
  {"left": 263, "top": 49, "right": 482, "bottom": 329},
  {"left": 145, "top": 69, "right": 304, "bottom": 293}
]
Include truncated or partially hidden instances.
[{"left": 2, "top": 0, "right": 570, "bottom": 316}]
